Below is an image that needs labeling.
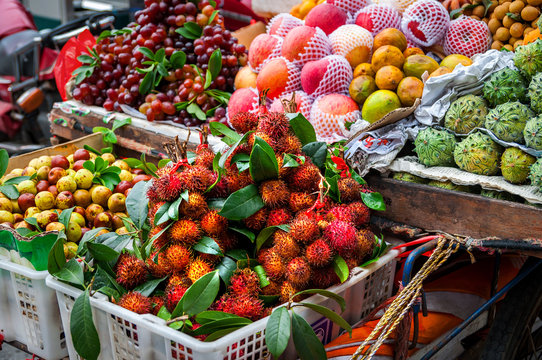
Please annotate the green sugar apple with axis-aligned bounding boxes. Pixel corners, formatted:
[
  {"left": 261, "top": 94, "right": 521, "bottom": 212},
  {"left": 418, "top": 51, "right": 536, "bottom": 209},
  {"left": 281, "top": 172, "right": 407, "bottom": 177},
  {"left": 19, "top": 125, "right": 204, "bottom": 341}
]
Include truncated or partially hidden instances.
[
  {"left": 414, "top": 127, "right": 457, "bottom": 167},
  {"left": 454, "top": 132, "right": 503, "bottom": 175},
  {"left": 500, "top": 147, "right": 536, "bottom": 184},
  {"left": 514, "top": 40, "right": 542, "bottom": 80},
  {"left": 484, "top": 102, "right": 534, "bottom": 143},
  {"left": 427, "top": 180, "right": 472, "bottom": 192},
  {"left": 480, "top": 189, "right": 516, "bottom": 201},
  {"left": 524, "top": 115, "right": 542, "bottom": 150},
  {"left": 482, "top": 68, "right": 528, "bottom": 107},
  {"left": 444, "top": 95, "right": 488, "bottom": 134},
  {"left": 392, "top": 172, "right": 428, "bottom": 183},
  {"left": 529, "top": 72, "right": 542, "bottom": 114},
  {"left": 529, "top": 158, "right": 542, "bottom": 191}
]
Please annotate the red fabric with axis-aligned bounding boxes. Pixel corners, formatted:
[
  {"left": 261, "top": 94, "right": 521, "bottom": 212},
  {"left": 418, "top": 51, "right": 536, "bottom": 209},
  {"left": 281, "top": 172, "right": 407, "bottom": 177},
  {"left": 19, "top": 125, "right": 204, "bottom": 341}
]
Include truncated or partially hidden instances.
[
  {"left": 0, "top": 0, "right": 36, "bottom": 39},
  {"left": 0, "top": 100, "right": 19, "bottom": 137},
  {"left": 39, "top": 48, "right": 59, "bottom": 80},
  {"left": 54, "top": 29, "right": 96, "bottom": 101}
]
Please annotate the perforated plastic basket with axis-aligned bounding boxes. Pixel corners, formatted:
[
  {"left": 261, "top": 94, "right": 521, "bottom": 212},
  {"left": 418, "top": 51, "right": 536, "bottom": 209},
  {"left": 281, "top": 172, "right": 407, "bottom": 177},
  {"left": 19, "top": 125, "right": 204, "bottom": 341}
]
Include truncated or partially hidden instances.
[{"left": 0, "top": 259, "right": 68, "bottom": 359}]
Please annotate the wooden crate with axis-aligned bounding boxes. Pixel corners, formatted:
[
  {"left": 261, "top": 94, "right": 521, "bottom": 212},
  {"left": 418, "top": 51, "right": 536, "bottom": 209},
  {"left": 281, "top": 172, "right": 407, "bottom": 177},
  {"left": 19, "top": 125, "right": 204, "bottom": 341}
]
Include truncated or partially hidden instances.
[
  {"left": 367, "top": 175, "right": 542, "bottom": 241},
  {"left": 48, "top": 101, "right": 223, "bottom": 161}
]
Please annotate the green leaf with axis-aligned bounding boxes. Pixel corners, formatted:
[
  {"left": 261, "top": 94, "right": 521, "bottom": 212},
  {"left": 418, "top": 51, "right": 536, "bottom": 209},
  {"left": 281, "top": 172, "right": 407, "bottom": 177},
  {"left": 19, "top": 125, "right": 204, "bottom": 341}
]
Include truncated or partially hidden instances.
[
  {"left": 138, "top": 47, "right": 155, "bottom": 60},
  {"left": 254, "top": 265, "right": 270, "bottom": 288},
  {"left": 360, "top": 191, "right": 386, "bottom": 211},
  {"left": 87, "top": 242, "right": 119, "bottom": 262},
  {"left": 196, "top": 311, "right": 247, "bottom": 324},
  {"left": 187, "top": 103, "right": 206, "bottom": 121},
  {"left": 77, "top": 227, "right": 107, "bottom": 255},
  {"left": 295, "top": 303, "right": 352, "bottom": 334},
  {"left": 112, "top": 117, "right": 132, "bottom": 131},
  {"left": 229, "top": 227, "right": 255, "bottom": 242},
  {"left": 140, "top": 70, "right": 155, "bottom": 95},
  {"left": 225, "top": 249, "right": 249, "bottom": 260},
  {"left": 208, "top": 49, "right": 222, "bottom": 80},
  {"left": 350, "top": 170, "right": 366, "bottom": 185},
  {"left": 193, "top": 236, "right": 223, "bottom": 255},
  {"left": 266, "top": 307, "right": 291, "bottom": 359},
  {"left": 96, "top": 29, "right": 112, "bottom": 43},
  {"left": 83, "top": 160, "right": 95, "bottom": 172},
  {"left": 59, "top": 207, "right": 75, "bottom": 230},
  {"left": 94, "top": 265, "right": 125, "bottom": 297},
  {"left": 158, "top": 159, "right": 172, "bottom": 168},
  {"left": 256, "top": 225, "right": 290, "bottom": 251},
  {"left": 184, "top": 22, "right": 203, "bottom": 37},
  {"left": 55, "top": 258, "right": 84, "bottom": 287},
  {"left": 157, "top": 306, "right": 172, "bottom": 320},
  {"left": 332, "top": 255, "right": 349, "bottom": 283},
  {"left": 170, "top": 51, "right": 187, "bottom": 69},
  {"left": 209, "top": 122, "right": 241, "bottom": 146},
  {"left": 154, "top": 48, "right": 166, "bottom": 63},
  {"left": 218, "top": 131, "right": 252, "bottom": 169},
  {"left": 216, "top": 256, "right": 237, "bottom": 284},
  {"left": 173, "top": 270, "right": 220, "bottom": 317},
  {"left": 71, "top": 290, "right": 100, "bottom": 360},
  {"left": 3, "top": 176, "right": 30, "bottom": 185},
  {"left": 282, "top": 154, "right": 301, "bottom": 168},
  {"left": 134, "top": 277, "right": 166, "bottom": 297},
  {"left": 302, "top": 142, "right": 328, "bottom": 169},
  {"left": 48, "top": 236, "right": 66, "bottom": 275},
  {"left": 204, "top": 327, "right": 245, "bottom": 341},
  {"left": 77, "top": 54, "right": 95, "bottom": 64},
  {"left": 218, "top": 184, "right": 265, "bottom": 220},
  {"left": 288, "top": 113, "right": 317, "bottom": 146},
  {"left": 168, "top": 195, "right": 183, "bottom": 221},
  {"left": 176, "top": 24, "right": 201, "bottom": 40},
  {"left": 208, "top": 10, "right": 219, "bottom": 24},
  {"left": 25, "top": 217, "right": 41, "bottom": 231},
  {"left": 291, "top": 312, "right": 327, "bottom": 360},
  {"left": 0, "top": 149, "right": 9, "bottom": 178},
  {"left": 249, "top": 136, "right": 279, "bottom": 182},
  {"left": 100, "top": 172, "right": 121, "bottom": 191},
  {"left": 204, "top": 69, "right": 213, "bottom": 89},
  {"left": 293, "top": 289, "right": 346, "bottom": 312},
  {"left": 154, "top": 201, "right": 171, "bottom": 226},
  {"left": 192, "top": 317, "right": 252, "bottom": 335},
  {"left": 84, "top": 145, "right": 101, "bottom": 156},
  {"left": 232, "top": 153, "right": 250, "bottom": 172},
  {"left": 0, "top": 185, "right": 19, "bottom": 199}
]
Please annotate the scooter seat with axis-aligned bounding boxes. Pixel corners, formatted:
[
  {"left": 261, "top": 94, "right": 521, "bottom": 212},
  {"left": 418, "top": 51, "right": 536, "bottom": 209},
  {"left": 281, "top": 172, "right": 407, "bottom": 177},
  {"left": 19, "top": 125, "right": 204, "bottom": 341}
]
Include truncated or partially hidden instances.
[{"left": 0, "top": 29, "right": 40, "bottom": 77}]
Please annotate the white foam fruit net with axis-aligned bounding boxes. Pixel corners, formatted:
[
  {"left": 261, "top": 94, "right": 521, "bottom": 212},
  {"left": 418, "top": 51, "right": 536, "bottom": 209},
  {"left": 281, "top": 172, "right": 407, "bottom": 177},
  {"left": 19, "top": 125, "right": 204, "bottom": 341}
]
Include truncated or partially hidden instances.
[
  {"left": 259, "top": 56, "right": 302, "bottom": 99},
  {"left": 290, "top": 27, "right": 333, "bottom": 68},
  {"left": 248, "top": 34, "right": 283, "bottom": 73},
  {"left": 401, "top": 0, "right": 450, "bottom": 47},
  {"left": 269, "top": 91, "right": 313, "bottom": 119},
  {"left": 443, "top": 16, "right": 492, "bottom": 58},
  {"left": 302, "top": 55, "right": 353, "bottom": 98},
  {"left": 328, "top": 0, "right": 372, "bottom": 16},
  {"left": 310, "top": 94, "right": 361, "bottom": 143},
  {"left": 373, "top": 0, "right": 418, "bottom": 14},
  {"left": 226, "top": 87, "right": 259, "bottom": 125},
  {"left": 354, "top": 5, "right": 402, "bottom": 35},
  {"left": 267, "top": 14, "right": 304, "bottom": 38},
  {"left": 329, "top": 24, "right": 374, "bottom": 60}
]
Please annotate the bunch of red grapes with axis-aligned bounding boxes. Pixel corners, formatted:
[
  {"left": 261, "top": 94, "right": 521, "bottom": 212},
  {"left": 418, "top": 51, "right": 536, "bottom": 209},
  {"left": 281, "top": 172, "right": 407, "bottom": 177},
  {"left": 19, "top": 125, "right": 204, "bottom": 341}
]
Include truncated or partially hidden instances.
[{"left": 71, "top": 0, "right": 247, "bottom": 126}]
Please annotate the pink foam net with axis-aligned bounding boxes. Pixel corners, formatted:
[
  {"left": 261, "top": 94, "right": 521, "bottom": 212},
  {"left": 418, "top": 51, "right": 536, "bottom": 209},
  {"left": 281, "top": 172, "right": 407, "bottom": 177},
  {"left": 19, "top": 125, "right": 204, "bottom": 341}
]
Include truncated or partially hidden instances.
[
  {"left": 354, "top": 4, "right": 402, "bottom": 35},
  {"left": 302, "top": 55, "right": 353, "bottom": 98},
  {"left": 259, "top": 56, "right": 302, "bottom": 99},
  {"left": 328, "top": 0, "right": 372, "bottom": 16},
  {"left": 248, "top": 35, "right": 283, "bottom": 73},
  {"left": 443, "top": 16, "right": 492, "bottom": 58},
  {"left": 266, "top": 14, "right": 304, "bottom": 38},
  {"left": 269, "top": 91, "right": 313, "bottom": 119},
  {"left": 290, "top": 27, "right": 333, "bottom": 68},
  {"left": 373, "top": 0, "right": 418, "bottom": 14},
  {"left": 329, "top": 24, "right": 374, "bottom": 60},
  {"left": 401, "top": 0, "right": 450, "bottom": 47},
  {"left": 226, "top": 87, "right": 259, "bottom": 125},
  {"left": 310, "top": 95, "right": 361, "bottom": 143}
]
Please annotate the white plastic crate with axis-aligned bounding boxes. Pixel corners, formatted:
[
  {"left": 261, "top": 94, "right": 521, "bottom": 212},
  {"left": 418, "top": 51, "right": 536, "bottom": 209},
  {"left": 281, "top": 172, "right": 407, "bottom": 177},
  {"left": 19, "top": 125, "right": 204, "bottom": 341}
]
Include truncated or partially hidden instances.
[{"left": 0, "top": 259, "right": 68, "bottom": 359}]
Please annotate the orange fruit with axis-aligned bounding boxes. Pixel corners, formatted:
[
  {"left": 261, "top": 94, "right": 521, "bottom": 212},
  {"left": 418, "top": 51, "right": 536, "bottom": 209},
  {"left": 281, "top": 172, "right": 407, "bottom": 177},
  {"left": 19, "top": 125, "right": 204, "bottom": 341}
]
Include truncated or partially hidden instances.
[
  {"left": 373, "top": 28, "right": 408, "bottom": 52},
  {"left": 375, "top": 65, "right": 404, "bottom": 90},
  {"left": 353, "top": 63, "right": 376, "bottom": 78},
  {"left": 397, "top": 77, "right": 424, "bottom": 107},
  {"left": 371, "top": 45, "right": 405, "bottom": 72},
  {"left": 349, "top": 75, "right": 377, "bottom": 105}
]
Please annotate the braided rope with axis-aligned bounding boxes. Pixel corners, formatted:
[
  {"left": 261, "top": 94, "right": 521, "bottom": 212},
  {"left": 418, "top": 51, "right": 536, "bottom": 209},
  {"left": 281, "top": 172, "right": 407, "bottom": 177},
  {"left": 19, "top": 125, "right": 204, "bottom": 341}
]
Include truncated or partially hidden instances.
[{"left": 351, "top": 237, "right": 460, "bottom": 360}]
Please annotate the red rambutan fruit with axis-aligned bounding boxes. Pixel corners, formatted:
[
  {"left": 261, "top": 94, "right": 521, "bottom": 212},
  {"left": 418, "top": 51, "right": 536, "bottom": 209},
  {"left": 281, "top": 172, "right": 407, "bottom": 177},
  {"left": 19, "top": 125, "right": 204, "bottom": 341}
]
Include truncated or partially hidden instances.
[
  {"left": 289, "top": 214, "right": 320, "bottom": 244},
  {"left": 287, "top": 161, "right": 321, "bottom": 192},
  {"left": 198, "top": 251, "right": 220, "bottom": 265},
  {"left": 279, "top": 281, "right": 301, "bottom": 303},
  {"left": 150, "top": 224, "right": 169, "bottom": 250},
  {"left": 118, "top": 291, "right": 152, "bottom": 314},
  {"left": 276, "top": 155, "right": 292, "bottom": 179},
  {"left": 356, "top": 229, "right": 376, "bottom": 260},
  {"left": 286, "top": 257, "right": 311, "bottom": 287},
  {"left": 305, "top": 239, "right": 334, "bottom": 267},
  {"left": 230, "top": 268, "right": 261, "bottom": 296},
  {"left": 215, "top": 231, "right": 239, "bottom": 252},
  {"left": 260, "top": 249, "right": 286, "bottom": 280},
  {"left": 187, "top": 257, "right": 213, "bottom": 283},
  {"left": 208, "top": 174, "right": 230, "bottom": 198},
  {"left": 194, "top": 147, "right": 215, "bottom": 170},
  {"left": 262, "top": 280, "right": 281, "bottom": 295},
  {"left": 272, "top": 230, "right": 300, "bottom": 260},
  {"left": 244, "top": 208, "right": 269, "bottom": 230},
  {"left": 200, "top": 210, "right": 228, "bottom": 235},
  {"left": 289, "top": 192, "right": 316, "bottom": 213},
  {"left": 168, "top": 219, "right": 201, "bottom": 245},
  {"left": 148, "top": 201, "right": 166, "bottom": 226},
  {"left": 214, "top": 293, "right": 265, "bottom": 321},
  {"left": 167, "top": 273, "right": 192, "bottom": 288},
  {"left": 325, "top": 206, "right": 354, "bottom": 223},
  {"left": 311, "top": 266, "right": 340, "bottom": 289},
  {"left": 344, "top": 256, "right": 358, "bottom": 271},
  {"left": 115, "top": 253, "right": 148, "bottom": 290},
  {"left": 259, "top": 180, "right": 290, "bottom": 208},
  {"left": 146, "top": 186, "right": 160, "bottom": 205},
  {"left": 151, "top": 169, "right": 184, "bottom": 202},
  {"left": 248, "top": 131, "right": 276, "bottom": 149},
  {"left": 257, "top": 248, "right": 271, "bottom": 265},
  {"left": 165, "top": 284, "right": 189, "bottom": 312},
  {"left": 179, "top": 166, "right": 215, "bottom": 193},
  {"left": 146, "top": 250, "right": 172, "bottom": 278},
  {"left": 359, "top": 184, "right": 375, "bottom": 193},
  {"left": 324, "top": 220, "right": 358, "bottom": 258},
  {"left": 166, "top": 244, "right": 191, "bottom": 273},
  {"left": 266, "top": 208, "right": 292, "bottom": 227},
  {"left": 276, "top": 134, "right": 302, "bottom": 154},
  {"left": 257, "top": 112, "right": 290, "bottom": 140},
  {"left": 349, "top": 201, "right": 371, "bottom": 227},
  {"left": 338, "top": 177, "right": 361, "bottom": 202},
  {"left": 230, "top": 111, "right": 259, "bottom": 133},
  {"left": 150, "top": 295, "right": 165, "bottom": 315},
  {"left": 238, "top": 171, "right": 254, "bottom": 188},
  {"left": 179, "top": 192, "right": 208, "bottom": 219}
]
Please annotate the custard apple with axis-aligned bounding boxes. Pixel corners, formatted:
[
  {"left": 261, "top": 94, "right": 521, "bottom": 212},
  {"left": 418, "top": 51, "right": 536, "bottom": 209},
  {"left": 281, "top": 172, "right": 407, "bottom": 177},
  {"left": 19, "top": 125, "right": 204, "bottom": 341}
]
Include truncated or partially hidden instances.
[
  {"left": 500, "top": 147, "right": 536, "bottom": 184},
  {"left": 529, "top": 158, "right": 542, "bottom": 191},
  {"left": 514, "top": 40, "right": 542, "bottom": 79},
  {"left": 392, "top": 172, "right": 428, "bottom": 183},
  {"left": 480, "top": 189, "right": 516, "bottom": 201},
  {"left": 427, "top": 180, "right": 472, "bottom": 192},
  {"left": 485, "top": 102, "right": 534, "bottom": 143},
  {"left": 414, "top": 128, "right": 457, "bottom": 167},
  {"left": 524, "top": 115, "right": 542, "bottom": 150},
  {"left": 454, "top": 132, "right": 503, "bottom": 175},
  {"left": 482, "top": 68, "right": 528, "bottom": 107},
  {"left": 444, "top": 95, "right": 488, "bottom": 134},
  {"left": 529, "top": 72, "right": 542, "bottom": 113}
]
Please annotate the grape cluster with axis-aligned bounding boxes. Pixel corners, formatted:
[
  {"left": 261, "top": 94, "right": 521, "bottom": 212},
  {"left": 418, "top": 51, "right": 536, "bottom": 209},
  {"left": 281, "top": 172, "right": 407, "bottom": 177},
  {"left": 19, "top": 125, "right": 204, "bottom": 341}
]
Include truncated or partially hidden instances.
[{"left": 71, "top": 0, "right": 247, "bottom": 126}]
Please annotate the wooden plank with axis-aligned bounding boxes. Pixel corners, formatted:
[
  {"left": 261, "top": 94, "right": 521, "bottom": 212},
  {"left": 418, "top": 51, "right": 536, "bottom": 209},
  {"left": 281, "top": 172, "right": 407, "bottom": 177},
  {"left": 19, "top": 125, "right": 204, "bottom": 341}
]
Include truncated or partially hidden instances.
[{"left": 367, "top": 175, "right": 542, "bottom": 240}]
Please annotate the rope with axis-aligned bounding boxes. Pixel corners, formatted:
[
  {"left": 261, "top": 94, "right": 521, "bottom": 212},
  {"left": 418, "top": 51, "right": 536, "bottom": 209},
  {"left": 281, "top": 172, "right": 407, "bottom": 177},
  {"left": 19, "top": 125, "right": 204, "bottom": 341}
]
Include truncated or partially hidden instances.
[{"left": 351, "top": 237, "right": 461, "bottom": 360}]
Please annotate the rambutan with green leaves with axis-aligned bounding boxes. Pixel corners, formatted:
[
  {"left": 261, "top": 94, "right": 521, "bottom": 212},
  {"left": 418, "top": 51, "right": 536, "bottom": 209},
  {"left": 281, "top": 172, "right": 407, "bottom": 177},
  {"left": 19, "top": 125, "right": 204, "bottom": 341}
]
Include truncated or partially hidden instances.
[
  {"left": 150, "top": 167, "right": 184, "bottom": 202},
  {"left": 186, "top": 257, "right": 213, "bottom": 283},
  {"left": 165, "top": 244, "right": 191, "bottom": 273},
  {"left": 179, "top": 192, "right": 208, "bottom": 219},
  {"left": 305, "top": 239, "right": 334, "bottom": 267},
  {"left": 337, "top": 177, "right": 361, "bottom": 202},
  {"left": 150, "top": 296, "right": 165, "bottom": 315},
  {"left": 279, "top": 281, "right": 301, "bottom": 303},
  {"left": 287, "top": 161, "right": 321, "bottom": 192},
  {"left": 179, "top": 166, "right": 215, "bottom": 193},
  {"left": 230, "top": 111, "right": 258, "bottom": 133},
  {"left": 323, "top": 220, "right": 358, "bottom": 257},
  {"left": 356, "top": 229, "right": 376, "bottom": 261},
  {"left": 349, "top": 201, "right": 371, "bottom": 227},
  {"left": 230, "top": 268, "right": 261, "bottom": 296},
  {"left": 311, "top": 266, "right": 340, "bottom": 289},
  {"left": 165, "top": 284, "right": 189, "bottom": 312},
  {"left": 194, "top": 147, "right": 215, "bottom": 170},
  {"left": 213, "top": 293, "right": 265, "bottom": 321},
  {"left": 276, "top": 134, "right": 302, "bottom": 154},
  {"left": 244, "top": 208, "right": 268, "bottom": 230},
  {"left": 257, "top": 111, "right": 290, "bottom": 140},
  {"left": 118, "top": 291, "right": 152, "bottom": 314},
  {"left": 286, "top": 257, "right": 311, "bottom": 287},
  {"left": 325, "top": 206, "right": 354, "bottom": 223},
  {"left": 168, "top": 219, "right": 201, "bottom": 245},
  {"left": 266, "top": 208, "right": 292, "bottom": 227},
  {"left": 289, "top": 192, "right": 316, "bottom": 213},
  {"left": 260, "top": 249, "right": 286, "bottom": 280},
  {"left": 272, "top": 230, "right": 300, "bottom": 260},
  {"left": 289, "top": 214, "right": 320, "bottom": 244},
  {"left": 259, "top": 180, "right": 290, "bottom": 208},
  {"left": 146, "top": 250, "right": 172, "bottom": 278},
  {"left": 200, "top": 210, "right": 228, "bottom": 235},
  {"left": 115, "top": 253, "right": 148, "bottom": 290}
]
